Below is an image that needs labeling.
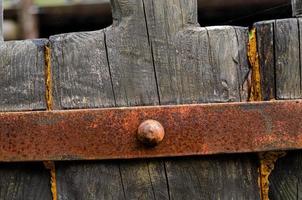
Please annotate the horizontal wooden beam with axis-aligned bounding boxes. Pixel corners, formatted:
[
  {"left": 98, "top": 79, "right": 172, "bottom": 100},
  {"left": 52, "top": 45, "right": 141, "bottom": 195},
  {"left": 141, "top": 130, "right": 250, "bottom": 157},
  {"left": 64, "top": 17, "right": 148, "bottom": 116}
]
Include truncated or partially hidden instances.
[{"left": 1, "top": 100, "right": 302, "bottom": 162}]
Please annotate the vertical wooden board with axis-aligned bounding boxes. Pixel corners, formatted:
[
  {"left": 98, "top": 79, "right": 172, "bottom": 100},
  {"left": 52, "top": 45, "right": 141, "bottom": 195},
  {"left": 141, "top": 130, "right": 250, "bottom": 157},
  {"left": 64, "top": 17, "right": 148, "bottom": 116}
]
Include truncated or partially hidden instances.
[
  {"left": 275, "top": 18, "right": 301, "bottom": 99},
  {"left": 255, "top": 21, "right": 276, "bottom": 100},
  {"left": 0, "top": 40, "right": 47, "bottom": 111},
  {"left": 105, "top": 0, "right": 159, "bottom": 107},
  {"left": 105, "top": 0, "right": 169, "bottom": 199},
  {"left": 292, "top": 0, "right": 302, "bottom": 17},
  {"left": 0, "top": 163, "right": 52, "bottom": 200},
  {"left": 51, "top": 1, "right": 169, "bottom": 197},
  {"left": 50, "top": 31, "right": 125, "bottom": 199},
  {"left": 142, "top": 0, "right": 258, "bottom": 198},
  {"left": 50, "top": 30, "right": 115, "bottom": 109},
  {"left": 206, "top": 26, "right": 242, "bottom": 102},
  {"left": 235, "top": 27, "right": 250, "bottom": 101},
  {"left": 56, "top": 161, "right": 125, "bottom": 200},
  {"left": 166, "top": 156, "right": 260, "bottom": 200},
  {"left": 163, "top": 27, "right": 259, "bottom": 200},
  {"left": 0, "top": 39, "right": 52, "bottom": 199},
  {"left": 268, "top": 18, "right": 302, "bottom": 200},
  {"left": 118, "top": 160, "right": 169, "bottom": 200},
  {"left": 269, "top": 152, "right": 302, "bottom": 200}
]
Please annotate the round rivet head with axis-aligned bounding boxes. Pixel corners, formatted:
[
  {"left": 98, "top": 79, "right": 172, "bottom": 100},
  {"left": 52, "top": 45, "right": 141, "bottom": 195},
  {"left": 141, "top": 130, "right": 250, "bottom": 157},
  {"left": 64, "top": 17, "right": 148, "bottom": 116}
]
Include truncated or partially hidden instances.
[{"left": 137, "top": 120, "right": 165, "bottom": 146}]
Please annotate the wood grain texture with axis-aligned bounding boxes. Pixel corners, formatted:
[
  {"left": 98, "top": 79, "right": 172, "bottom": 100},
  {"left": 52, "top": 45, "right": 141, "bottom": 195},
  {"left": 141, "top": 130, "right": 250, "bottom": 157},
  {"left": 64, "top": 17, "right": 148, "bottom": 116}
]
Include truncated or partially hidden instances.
[
  {"left": 166, "top": 156, "right": 259, "bottom": 200},
  {"left": 254, "top": 20, "right": 276, "bottom": 100},
  {"left": 50, "top": 1, "right": 167, "bottom": 198},
  {"left": 142, "top": 0, "right": 259, "bottom": 198},
  {"left": 0, "top": 37, "right": 52, "bottom": 199},
  {"left": 275, "top": 18, "right": 301, "bottom": 99},
  {"left": 292, "top": 0, "right": 302, "bottom": 17},
  {"left": 261, "top": 18, "right": 302, "bottom": 200},
  {"left": 51, "top": 0, "right": 260, "bottom": 199},
  {"left": 0, "top": 40, "right": 48, "bottom": 111},
  {"left": 0, "top": 163, "right": 52, "bottom": 200},
  {"left": 50, "top": 30, "right": 126, "bottom": 199},
  {"left": 50, "top": 30, "right": 115, "bottom": 109}
]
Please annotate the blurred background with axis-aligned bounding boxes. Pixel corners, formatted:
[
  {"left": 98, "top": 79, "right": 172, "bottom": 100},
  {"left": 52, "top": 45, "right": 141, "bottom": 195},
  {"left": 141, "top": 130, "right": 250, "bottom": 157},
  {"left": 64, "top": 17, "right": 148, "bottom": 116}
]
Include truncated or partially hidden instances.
[{"left": 3, "top": 0, "right": 292, "bottom": 40}]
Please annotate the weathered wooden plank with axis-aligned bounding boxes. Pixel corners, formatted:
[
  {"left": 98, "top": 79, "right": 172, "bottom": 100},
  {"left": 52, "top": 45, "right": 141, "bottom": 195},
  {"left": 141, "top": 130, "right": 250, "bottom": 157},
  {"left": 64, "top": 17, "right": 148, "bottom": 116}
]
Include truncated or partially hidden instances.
[
  {"left": 0, "top": 30, "right": 51, "bottom": 200},
  {"left": 267, "top": 18, "right": 302, "bottom": 200},
  {"left": 275, "top": 18, "right": 301, "bottom": 99},
  {"left": 254, "top": 20, "right": 276, "bottom": 100},
  {"left": 56, "top": 161, "right": 125, "bottom": 200},
  {"left": 105, "top": 0, "right": 168, "bottom": 198},
  {"left": 0, "top": 163, "right": 52, "bottom": 200},
  {"left": 0, "top": 40, "right": 47, "bottom": 111},
  {"left": 142, "top": 0, "right": 259, "bottom": 198},
  {"left": 292, "top": 0, "right": 302, "bottom": 17},
  {"left": 50, "top": 31, "right": 125, "bottom": 199},
  {"left": 51, "top": 0, "right": 168, "bottom": 197},
  {"left": 50, "top": 30, "right": 115, "bottom": 109},
  {"left": 105, "top": 0, "right": 159, "bottom": 107},
  {"left": 166, "top": 156, "right": 259, "bottom": 200}
]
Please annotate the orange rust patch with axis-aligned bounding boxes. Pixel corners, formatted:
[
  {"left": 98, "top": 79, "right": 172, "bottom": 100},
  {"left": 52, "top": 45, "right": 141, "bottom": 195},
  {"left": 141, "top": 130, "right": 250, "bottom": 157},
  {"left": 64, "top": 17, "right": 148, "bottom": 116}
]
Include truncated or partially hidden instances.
[
  {"left": 44, "top": 44, "right": 57, "bottom": 200},
  {"left": 44, "top": 161, "right": 57, "bottom": 200},
  {"left": 248, "top": 28, "right": 262, "bottom": 102},
  {"left": 45, "top": 45, "right": 53, "bottom": 111},
  {"left": 258, "top": 152, "right": 286, "bottom": 200},
  {"left": 248, "top": 28, "right": 286, "bottom": 200}
]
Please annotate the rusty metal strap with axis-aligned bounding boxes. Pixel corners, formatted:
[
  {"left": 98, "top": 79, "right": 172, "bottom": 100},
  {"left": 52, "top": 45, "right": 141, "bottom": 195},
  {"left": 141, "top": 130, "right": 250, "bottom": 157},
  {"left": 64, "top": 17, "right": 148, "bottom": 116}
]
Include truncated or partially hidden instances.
[{"left": 1, "top": 100, "right": 302, "bottom": 162}]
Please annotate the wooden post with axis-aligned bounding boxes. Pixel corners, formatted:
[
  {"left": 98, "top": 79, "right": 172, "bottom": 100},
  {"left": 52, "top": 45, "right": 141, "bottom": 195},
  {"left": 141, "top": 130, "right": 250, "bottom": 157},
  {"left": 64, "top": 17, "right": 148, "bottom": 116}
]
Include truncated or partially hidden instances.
[
  {"left": 18, "top": 0, "right": 38, "bottom": 39},
  {"left": 292, "top": 0, "right": 302, "bottom": 17},
  {"left": 0, "top": 0, "right": 3, "bottom": 41}
]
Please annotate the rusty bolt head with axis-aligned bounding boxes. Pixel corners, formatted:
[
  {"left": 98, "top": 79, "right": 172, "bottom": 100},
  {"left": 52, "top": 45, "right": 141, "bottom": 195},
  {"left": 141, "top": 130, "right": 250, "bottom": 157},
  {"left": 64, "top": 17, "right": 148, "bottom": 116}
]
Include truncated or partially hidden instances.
[{"left": 137, "top": 120, "right": 165, "bottom": 146}]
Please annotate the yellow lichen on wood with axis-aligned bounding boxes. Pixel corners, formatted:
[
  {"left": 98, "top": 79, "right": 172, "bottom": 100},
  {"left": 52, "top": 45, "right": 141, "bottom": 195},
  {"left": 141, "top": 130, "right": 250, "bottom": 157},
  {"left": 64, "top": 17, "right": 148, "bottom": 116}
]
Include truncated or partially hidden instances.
[
  {"left": 248, "top": 28, "right": 286, "bottom": 200},
  {"left": 248, "top": 28, "right": 262, "bottom": 101},
  {"left": 45, "top": 45, "right": 53, "bottom": 111},
  {"left": 44, "top": 161, "right": 57, "bottom": 200},
  {"left": 44, "top": 44, "right": 57, "bottom": 200},
  {"left": 258, "top": 152, "right": 286, "bottom": 200}
]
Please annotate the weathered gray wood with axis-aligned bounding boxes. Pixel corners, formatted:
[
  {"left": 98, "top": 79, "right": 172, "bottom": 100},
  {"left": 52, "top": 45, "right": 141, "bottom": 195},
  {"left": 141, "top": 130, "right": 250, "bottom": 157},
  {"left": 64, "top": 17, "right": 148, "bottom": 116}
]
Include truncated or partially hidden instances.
[
  {"left": 0, "top": 40, "right": 47, "bottom": 111},
  {"left": 255, "top": 20, "right": 276, "bottom": 100},
  {"left": 166, "top": 156, "right": 259, "bottom": 200},
  {"left": 142, "top": 0, "right": 259, "bottom": 198},
  {"left": 50, "top": 31, "right": 126, "bottom": 199},
  {"left": 292, "top": 0, "right": 302, "bottom": 17},
  {"left": 51, "top": 0, "right": 168, "bottom": 197},
  {"left": 56, "top": 161, "right": 125, "bottom": 200},
  {"left": 275, "top": 18, "right": 301, "bottom": 99},
  {"left": 263, "top": 18, "right": 302, "bottom": 199},
  {"left": 0, "top": 36, "right": 51, "bottom": 200},
  {"left": 51, "top": 0, "right": 260, "bottom": 199},
  {"left": 50, "top": 30, "right": 115, "bottom": 109},
  {"left": 0, "top": 163, "right": 52, "bottom": 200}
]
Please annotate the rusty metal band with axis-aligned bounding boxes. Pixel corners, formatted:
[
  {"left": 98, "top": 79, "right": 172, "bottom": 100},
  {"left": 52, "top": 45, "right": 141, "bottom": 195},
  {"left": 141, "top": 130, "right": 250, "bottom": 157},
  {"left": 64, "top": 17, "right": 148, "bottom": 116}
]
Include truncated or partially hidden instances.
[{"left": 1, "top": 100, "right": 302, "bottom": 162}]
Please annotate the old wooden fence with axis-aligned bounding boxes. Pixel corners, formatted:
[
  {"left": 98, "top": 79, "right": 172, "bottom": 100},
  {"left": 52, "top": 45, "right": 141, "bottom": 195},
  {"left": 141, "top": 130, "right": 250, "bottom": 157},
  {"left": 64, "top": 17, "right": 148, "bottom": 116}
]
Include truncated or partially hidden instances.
[{"left": 1, "top": 0, "right": 302, "bottom": 199}]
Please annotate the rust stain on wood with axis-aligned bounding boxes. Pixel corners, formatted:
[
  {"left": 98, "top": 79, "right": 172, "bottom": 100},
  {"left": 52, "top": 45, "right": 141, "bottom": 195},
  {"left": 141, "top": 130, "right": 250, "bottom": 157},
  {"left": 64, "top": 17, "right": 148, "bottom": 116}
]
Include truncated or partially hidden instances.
[
  {"left": 44, "top": 161, "right": 58, "bottom": 200},
  {"left": 44, "top": 45, "right": 53, "bottom": 111},
  {"left": 248, "top": 28, "right": 286, "bottom": 200},
  {"left": 248, "top": 28, "right": 262, "bottom": 102},
  {"left": 258, "top": 152, "right": 286, "bottom": 200},
  {"left": 43, "top": 44, "right": 57, "bottom": 200},
  {"left": 0, "top": 100, "right": 301, "bottom": 162}
]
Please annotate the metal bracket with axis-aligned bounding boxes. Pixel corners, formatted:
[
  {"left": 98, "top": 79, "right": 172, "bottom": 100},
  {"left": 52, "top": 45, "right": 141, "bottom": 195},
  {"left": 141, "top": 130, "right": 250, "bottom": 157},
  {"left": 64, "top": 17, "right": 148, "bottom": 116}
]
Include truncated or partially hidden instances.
[{"left": 1, "top": 100, "right": 302, "bottom": 162}]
